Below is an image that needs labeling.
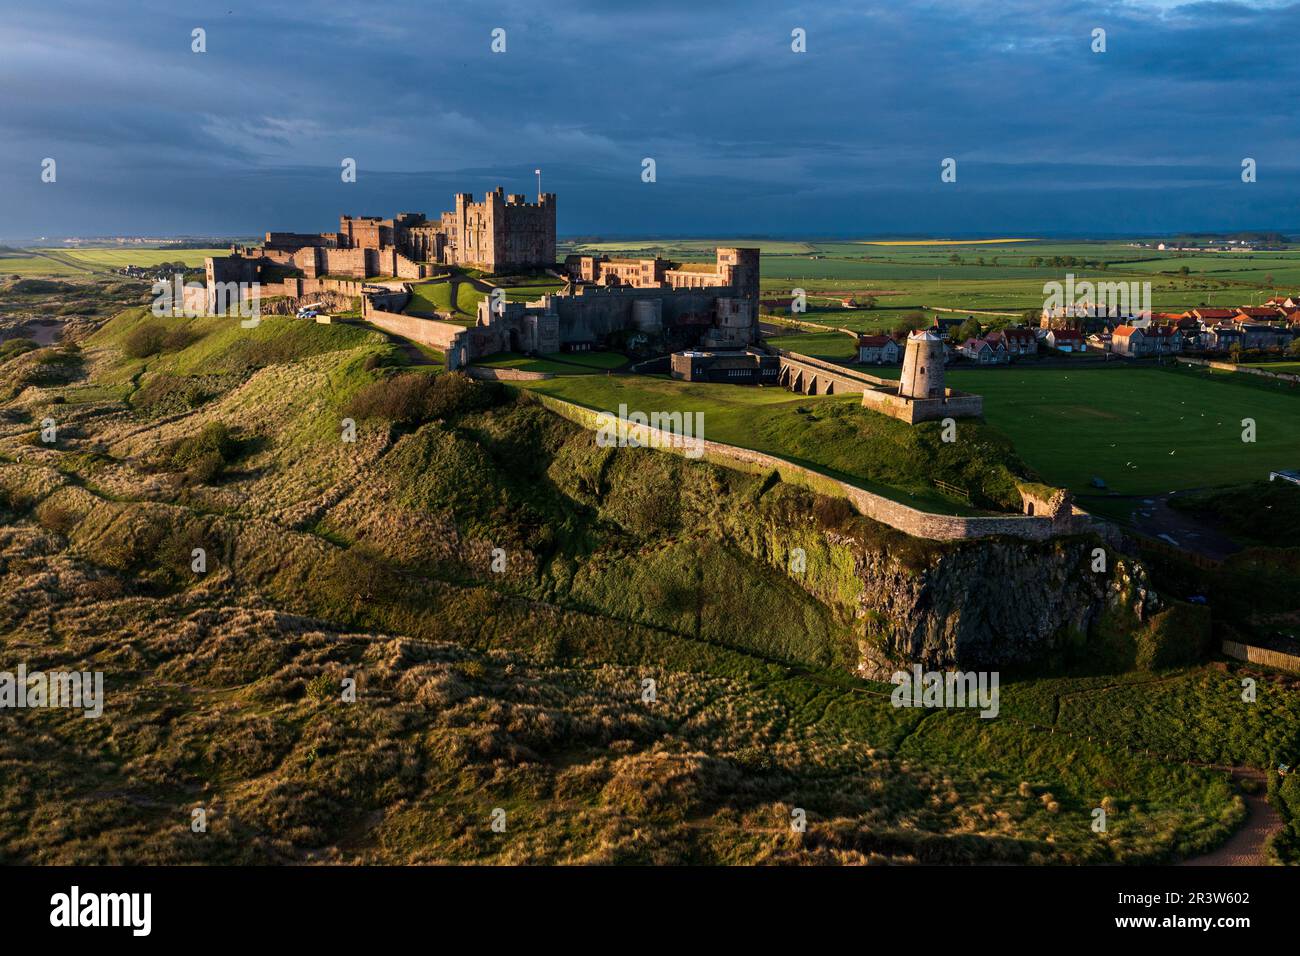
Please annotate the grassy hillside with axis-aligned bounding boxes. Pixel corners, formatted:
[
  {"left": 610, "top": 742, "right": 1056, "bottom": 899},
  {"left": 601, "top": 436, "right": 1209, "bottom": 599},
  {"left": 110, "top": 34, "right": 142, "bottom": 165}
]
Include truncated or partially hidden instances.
[
  {"left": 1, "top": 302, "right": 1297, "bottom": 864},
  {"left": 520, "top": 373, "right": 1034, "bottom": 512}
]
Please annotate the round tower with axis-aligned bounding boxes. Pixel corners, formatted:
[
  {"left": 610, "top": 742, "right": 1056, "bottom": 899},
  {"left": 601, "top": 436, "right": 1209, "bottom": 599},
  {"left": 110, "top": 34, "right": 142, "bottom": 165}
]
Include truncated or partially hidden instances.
[{"left": 899, "top": 330, "right": 945, "bottom": 400}]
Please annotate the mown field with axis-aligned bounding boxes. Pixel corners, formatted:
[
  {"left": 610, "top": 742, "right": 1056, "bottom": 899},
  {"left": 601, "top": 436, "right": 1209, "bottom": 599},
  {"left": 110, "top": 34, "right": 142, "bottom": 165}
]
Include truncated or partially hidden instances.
[
  {"left": 945, "top": 365, "right": 1300, "bottom": 496},
  {"left": 476, "top": 350, "right": 627, "bottom": 374}
]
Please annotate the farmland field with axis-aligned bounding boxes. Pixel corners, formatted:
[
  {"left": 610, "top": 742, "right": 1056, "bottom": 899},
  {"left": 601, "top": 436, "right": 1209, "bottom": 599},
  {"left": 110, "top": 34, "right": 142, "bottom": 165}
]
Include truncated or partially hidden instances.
[
  {"left": 764, "top": 330, "right": 858, "bottom": 360},
  {"left": 0, "top": 246, "right": 228, "bottom": 276},
  {"left": 562, "top": 237, "right": 1300, "bottom": 317}
]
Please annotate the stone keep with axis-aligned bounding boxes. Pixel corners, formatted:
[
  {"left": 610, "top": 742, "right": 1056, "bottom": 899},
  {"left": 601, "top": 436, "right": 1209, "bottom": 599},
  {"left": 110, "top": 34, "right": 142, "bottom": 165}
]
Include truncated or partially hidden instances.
[{"left": 899, "top": 330, "right": 946, "bottom": 400}]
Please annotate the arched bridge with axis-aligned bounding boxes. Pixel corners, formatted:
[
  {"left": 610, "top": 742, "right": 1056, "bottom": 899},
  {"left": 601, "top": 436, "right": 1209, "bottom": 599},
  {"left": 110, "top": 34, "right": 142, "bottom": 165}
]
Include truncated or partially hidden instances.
[{"left": 773, "top": 349, "right": 891, "bottom": 396}]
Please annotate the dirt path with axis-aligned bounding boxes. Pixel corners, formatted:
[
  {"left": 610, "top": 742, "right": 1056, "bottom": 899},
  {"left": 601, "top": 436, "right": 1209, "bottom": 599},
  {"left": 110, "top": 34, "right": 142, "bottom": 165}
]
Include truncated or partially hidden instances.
[
  {"left": 1089, "top": 491, "right": 1243, "bottom": 562},
  {"left": 1181, "top": 770, "right": 1281, "bottom": 866}
]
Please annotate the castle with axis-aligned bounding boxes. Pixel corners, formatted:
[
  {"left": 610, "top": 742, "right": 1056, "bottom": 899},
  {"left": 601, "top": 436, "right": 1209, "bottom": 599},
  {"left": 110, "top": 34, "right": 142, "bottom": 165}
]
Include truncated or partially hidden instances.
[
  {"left": 204, "top": 186, "right": 762, "bottom": 366},
  {"left": 206, "top": 187, "right": 556, "bottom": 287},
  {"left": 443, "top": 247, "right": 760, "bottom": 365}
]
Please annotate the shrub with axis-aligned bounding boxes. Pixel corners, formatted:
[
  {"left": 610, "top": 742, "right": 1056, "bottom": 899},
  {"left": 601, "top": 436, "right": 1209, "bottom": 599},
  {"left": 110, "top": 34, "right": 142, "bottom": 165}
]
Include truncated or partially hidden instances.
[
  {"left": 122, "top": 321, "right": 196, "bottom": 359},
  {"left": 345, "top": 371, "right": 499, "bottom": 425},
  {"left": 157, "top": 422, "right": 239, "bottom": 484},
  {"left": 0, "top": 338, "right": 38, "bottom": 363},
  {"left": 35, "top": 500, "right": 81, "bottom": 535},
  {"left": 1135, "top": 602, "right": 1212, "bottom": 670},
  {"left": 812, "top": 494, "right": 856, "bottom": 529}
]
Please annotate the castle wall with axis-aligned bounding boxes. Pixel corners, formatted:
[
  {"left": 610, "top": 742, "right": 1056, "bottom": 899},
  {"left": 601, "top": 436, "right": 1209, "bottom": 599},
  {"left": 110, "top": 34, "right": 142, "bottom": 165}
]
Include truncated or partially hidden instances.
[{"left": 364, "top": 306, "right": 467, "bottom": 352}]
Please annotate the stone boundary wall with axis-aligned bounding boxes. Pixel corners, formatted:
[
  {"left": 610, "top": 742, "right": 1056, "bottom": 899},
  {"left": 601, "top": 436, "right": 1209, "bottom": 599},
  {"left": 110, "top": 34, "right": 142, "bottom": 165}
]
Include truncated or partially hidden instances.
[
  {"left": 1178, "top": 356, "right": 1300, "bottom": 384},
  {"left": 530, "top": 393, "right": 1074, "bottom": 542},
  {"left": 466, "top": 367, "right": 554, "bottom": 382},
  {"left": 365, "top": 307, "right": 466, "bottom": 351},
  {"left": 1222, "top": 639, "right": 1300, "bottom": 674},
  {"left": 761, "top": 315, "right": 861, "bottom": 337}
]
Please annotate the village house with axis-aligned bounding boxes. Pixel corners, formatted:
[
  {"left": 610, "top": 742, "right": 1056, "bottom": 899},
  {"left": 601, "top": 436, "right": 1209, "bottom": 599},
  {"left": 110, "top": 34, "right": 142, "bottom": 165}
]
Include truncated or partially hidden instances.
[
  {"left": 1111, "top": 324, "right": 1183, "bottom": 357},
  {"left": 1045, "top": 328, "right": 1085, "bottom": 352},
  {"left": 1202, "top": 324, "right": 1244, "bottom": 350},
  {"left": 932, "top": 316, "right": 966, "bottom": 338},
  {"left": 1239, "top": 323, "right": 1292, "bottom": 350},
  {"left": 987, "top": 327, "right": 1038, "bottom": 357},
  {"left": 1190, "top": 307, "right": 1237, "bottom": 325},
  {"left": 1234, "top": 306, "right": 1287, "bottom": 322},
  {"left": 858, "top": 334, "right": 901, "bottom": 365},
  {"left": 960, "top": 336, "right": 1010, "bottom": 364}
]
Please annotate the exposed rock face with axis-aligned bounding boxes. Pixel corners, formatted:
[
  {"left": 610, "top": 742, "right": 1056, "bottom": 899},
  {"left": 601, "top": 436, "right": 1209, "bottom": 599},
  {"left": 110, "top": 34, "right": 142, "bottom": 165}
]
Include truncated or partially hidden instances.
[{"left": 829, "top": 533, "right": 1161, "bottom": 679}]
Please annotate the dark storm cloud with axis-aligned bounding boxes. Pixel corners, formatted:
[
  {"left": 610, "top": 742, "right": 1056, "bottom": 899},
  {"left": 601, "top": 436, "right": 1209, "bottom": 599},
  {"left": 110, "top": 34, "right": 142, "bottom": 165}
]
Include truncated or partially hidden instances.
[{"left": 1, "top": 0, "right": 1297, "bottom": 237}]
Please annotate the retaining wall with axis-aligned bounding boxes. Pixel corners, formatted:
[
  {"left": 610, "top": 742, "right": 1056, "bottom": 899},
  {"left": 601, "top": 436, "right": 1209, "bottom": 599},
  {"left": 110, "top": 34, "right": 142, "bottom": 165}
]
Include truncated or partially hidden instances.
[{"left": 365, "top": 307, "right": 466, "bottom": 351}]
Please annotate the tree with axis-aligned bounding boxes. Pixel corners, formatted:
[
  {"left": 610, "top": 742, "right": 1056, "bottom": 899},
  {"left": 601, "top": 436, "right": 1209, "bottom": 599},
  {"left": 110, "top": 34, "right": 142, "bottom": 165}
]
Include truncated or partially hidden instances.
[
  {"left": 893, "top": 311, "right": 929, "bottom": 337},
  {"left": 955, "top": 316, "right": 983, "bottom": 342}
]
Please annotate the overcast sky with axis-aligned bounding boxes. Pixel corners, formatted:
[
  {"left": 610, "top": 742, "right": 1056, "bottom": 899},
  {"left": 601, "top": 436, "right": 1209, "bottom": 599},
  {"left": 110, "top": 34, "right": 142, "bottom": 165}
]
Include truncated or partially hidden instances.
[{"left": 2, "top": 0, "right": 1299, "bottom": 239}]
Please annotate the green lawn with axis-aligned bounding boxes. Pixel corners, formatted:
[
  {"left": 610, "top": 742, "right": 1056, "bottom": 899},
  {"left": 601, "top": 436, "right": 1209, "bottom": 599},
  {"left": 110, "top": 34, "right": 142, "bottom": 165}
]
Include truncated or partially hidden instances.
[
  {"left": 765, "top": 330, "right": 858, "bottom": 361},
  {"left": 1251, "top": 361, "right": 1300, "bottom": 375},
  {"left": 518, "top": 361, "right": 1300, "bottom": 507},
  {"left": 406, "top": 279, "right": 483, "bottom": 323},
  {"left": 475, "top": 351, "right": 627, "bottom": 374},
  {"left": 947, "top": 365, "right": 1300, "bottom": 495}
]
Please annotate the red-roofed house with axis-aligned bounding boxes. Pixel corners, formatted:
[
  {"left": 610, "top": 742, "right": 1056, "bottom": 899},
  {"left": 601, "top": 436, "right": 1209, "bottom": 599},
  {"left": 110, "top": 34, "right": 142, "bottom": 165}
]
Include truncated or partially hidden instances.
[
  {"left": 1235, "top": 306, "right": 1286, "bottom": 322},
  {"left": 1112, "top": 324, "right": 1182, "bottom": 356}
]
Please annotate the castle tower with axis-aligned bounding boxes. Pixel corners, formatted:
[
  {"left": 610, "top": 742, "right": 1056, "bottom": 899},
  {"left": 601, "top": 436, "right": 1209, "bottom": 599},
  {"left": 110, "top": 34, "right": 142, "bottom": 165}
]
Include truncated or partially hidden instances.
[
  {"left": 716, "top": 247, "right": 760, "bottom": 341},
  {"left": 899, "top": 330, "right": 945, "bottom": 400}
]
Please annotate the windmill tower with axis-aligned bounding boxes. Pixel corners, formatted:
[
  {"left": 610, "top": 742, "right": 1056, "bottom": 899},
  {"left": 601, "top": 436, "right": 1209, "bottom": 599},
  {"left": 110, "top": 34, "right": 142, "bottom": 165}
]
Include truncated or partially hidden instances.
[{"left": 899, "top": 330, "right": 946, "bottom": 400}]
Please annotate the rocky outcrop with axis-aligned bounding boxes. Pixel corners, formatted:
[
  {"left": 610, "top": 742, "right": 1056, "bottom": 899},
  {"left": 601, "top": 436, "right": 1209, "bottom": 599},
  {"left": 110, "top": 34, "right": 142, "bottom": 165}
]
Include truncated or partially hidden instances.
[{"left": 827, "top": 533, "right": 1161, "bottom": 679}]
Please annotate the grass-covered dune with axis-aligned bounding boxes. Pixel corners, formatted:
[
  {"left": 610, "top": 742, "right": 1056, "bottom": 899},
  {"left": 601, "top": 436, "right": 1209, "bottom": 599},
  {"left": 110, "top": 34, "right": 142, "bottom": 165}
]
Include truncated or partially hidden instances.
[{"left": 0, "top": 305, "right": 1297, "bottom": 864}]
